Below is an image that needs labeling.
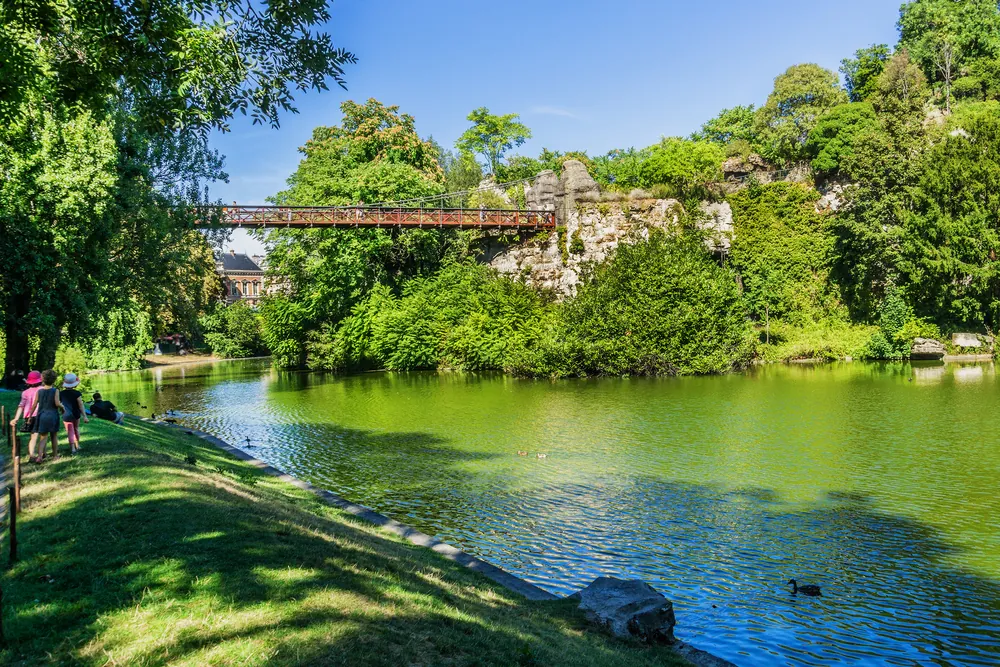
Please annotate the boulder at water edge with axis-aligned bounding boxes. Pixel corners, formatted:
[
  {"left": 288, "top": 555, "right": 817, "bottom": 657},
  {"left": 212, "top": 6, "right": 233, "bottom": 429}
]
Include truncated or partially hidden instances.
[
  {"left": 911, "top": 338, "right": 946, "bottom": 360},
  {"left": 570, "top": 577, "right": 676, "bottom": 644},
  {"left": 951, "top": 333, "right": 982, "bottom": 349}
]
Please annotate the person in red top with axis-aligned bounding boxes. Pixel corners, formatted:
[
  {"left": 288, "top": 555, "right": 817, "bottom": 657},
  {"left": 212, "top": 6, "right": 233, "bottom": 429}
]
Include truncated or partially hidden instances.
[{"left": 8, "top": 370, "right": 43, "bottom": 462}]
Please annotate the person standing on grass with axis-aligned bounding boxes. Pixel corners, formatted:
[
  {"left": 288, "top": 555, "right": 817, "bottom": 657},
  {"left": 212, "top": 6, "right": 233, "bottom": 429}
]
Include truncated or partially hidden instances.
[
  {"left": 9, "top": 370, "right": 43, "bottom": 461},
  {"left": 60, "top": 373, "right": 88, "bottom": 455},
  {"left": 33, "top": 370, "right": 63, "bottom": 461}
]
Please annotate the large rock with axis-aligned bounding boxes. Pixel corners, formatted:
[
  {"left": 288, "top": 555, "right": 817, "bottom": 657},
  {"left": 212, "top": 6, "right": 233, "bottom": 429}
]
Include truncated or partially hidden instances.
[
  {"left": 526, "top": 170, "right": 558, "bottom": 211},
  {"left": 952, "top": 333, "right": 982, "bottom": 348},
  {"left": 570, "top": 577, "right": 676, "bottom": 644},
  {"left": 560, "top": 159, "right": 600, "bottom": 204},
  {"left": 911, "top": 338, "right": 946, "bottom": 360},
  {"left": 699, "top": 201, "right": 733, "bottom": 252}
]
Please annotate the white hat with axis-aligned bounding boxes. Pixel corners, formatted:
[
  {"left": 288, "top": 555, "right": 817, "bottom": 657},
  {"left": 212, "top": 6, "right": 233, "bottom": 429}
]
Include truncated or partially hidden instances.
[{"left": 62, "top": 373, "right": 81, "bottom": 388}]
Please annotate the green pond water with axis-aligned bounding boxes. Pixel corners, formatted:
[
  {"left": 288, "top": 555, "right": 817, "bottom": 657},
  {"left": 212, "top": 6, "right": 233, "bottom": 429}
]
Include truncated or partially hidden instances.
[{"left": 95, "top": 359, "right": 1000, "bottom": 666}]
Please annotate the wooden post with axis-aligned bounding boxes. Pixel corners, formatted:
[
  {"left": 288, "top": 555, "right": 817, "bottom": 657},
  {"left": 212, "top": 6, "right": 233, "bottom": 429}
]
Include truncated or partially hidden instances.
[
  {"left": 8, "top": 487, "right": 16, "bottom": 564},
  {"left": 10, "top": 428, "right": 19, "bottom": 515}
]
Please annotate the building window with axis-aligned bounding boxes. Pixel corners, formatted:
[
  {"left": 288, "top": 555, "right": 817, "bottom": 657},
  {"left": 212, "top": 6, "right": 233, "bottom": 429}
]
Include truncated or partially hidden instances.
[
  {"left": 231, "top": 281, "right": 238, "bottom": 296},
  {"left": 242, "top": 281, "right": 249, "bottom": 295},
  {"left": 253, "top": 281, "right": 259, "bottom": 296}
]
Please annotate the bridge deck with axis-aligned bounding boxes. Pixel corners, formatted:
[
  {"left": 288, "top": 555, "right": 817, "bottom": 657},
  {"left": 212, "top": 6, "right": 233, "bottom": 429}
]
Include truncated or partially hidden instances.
[{"left": 219, "top": 206, "right": 556, "bottom": 230}]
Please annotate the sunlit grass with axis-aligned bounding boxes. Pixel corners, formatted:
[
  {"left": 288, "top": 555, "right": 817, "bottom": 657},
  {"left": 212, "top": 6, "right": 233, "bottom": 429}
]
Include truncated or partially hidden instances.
[{"left": 0, "top": 393, "right": 688, "bottom": 666}]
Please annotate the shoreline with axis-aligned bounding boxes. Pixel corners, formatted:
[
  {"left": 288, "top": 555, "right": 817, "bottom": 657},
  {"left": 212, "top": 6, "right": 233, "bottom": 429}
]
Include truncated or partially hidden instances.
[{"left": 137, "top": 414, "right": 736, "bottom": 667}]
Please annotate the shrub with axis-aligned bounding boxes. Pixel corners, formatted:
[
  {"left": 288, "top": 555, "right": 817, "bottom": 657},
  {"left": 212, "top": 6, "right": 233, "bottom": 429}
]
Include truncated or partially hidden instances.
[
  {"left": 308, "top": 263, "right": 550, "bottom": 373},
  {"left": 952, "top": 76, "right": 985, "bottom": 101},
  {"left": 513, "top": 229, "right": 754, "bottom": 376}
]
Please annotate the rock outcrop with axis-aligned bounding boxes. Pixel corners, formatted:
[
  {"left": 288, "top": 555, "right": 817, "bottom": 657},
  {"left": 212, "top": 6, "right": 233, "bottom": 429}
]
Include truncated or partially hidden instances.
[
  {"left": 488, "top": 195, "right": 683, "bottom": 296},
  {"left": 571, "top": 577, "right": 676, "bottom": 644},
  {"left": 699, "top": 201, "right": 733, "bottom": 252},
  {"left": 524, "top": 170, "right": 558, "bottom": 211},
  {"left": 559, "top": 159, "right": 600, "bottom": 206},
  {"left": 911, "top": 338, "right": 946, "bottom": 360},
  {"left": 952, "top": 333, "right": 982, "bottom": 348}
]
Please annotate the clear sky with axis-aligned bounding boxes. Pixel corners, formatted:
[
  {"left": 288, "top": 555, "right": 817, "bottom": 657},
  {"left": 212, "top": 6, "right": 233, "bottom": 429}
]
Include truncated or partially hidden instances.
[{"left": 216, "top": 0, "right": 903, "bottom": 254}]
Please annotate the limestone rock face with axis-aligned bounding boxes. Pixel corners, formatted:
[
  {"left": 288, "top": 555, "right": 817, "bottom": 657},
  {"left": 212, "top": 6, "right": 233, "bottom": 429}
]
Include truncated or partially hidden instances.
[
  {"left": 911, "top": 338, "right": 946, "bottom": 360},
  {"left": 699, "top": 201, "right": 733, "bottom": 252},
  {"left": 722, "top": 153, "right": 767, "bottom": 178},
  {"left": 526, "top": 170, "right": 558, "bottom": 211},
  {"left": 560, "top": 159, "right": 600, "bottom": 204},
  {"left": 489, "top": 198, "right": 683, "bottom": 298},
  {"left": 571, "top": 577, "right": 676, "bottom": 644},
  {"left": 952, "top": 333, "right": 982, "bottom": 348}
]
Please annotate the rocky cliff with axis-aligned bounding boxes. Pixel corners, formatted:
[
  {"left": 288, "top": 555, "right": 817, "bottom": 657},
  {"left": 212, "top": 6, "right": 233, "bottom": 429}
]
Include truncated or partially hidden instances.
[{"left": 487, "top": 160, "right": 684, "bottom": 296}]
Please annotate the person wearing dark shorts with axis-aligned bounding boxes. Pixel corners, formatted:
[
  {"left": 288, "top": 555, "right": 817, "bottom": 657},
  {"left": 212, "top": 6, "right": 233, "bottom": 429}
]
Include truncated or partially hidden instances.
[{"left": 33, "top": 370, "right": 62, "bottom": 461}]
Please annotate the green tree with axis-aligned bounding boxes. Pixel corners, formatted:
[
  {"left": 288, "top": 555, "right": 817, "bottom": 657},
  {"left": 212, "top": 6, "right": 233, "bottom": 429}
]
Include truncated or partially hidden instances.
[
  {"left": 898, "top": 0, "right": 1000, "bottom": 111},
  {"left": 0, "top": 0, "right": 355, "bottom": 131},
  {"left": 828, "top": 51, "right": 929, "bottom": 321},
  {"left": 1, "top": 0, "right": 353, "bottom": 380},
  {"left": 754, "top": 64, "right": 849, "bottom": 163},
  {"left": 841, "top": 44, "right": 892, "bottom": 102},
  {"left": 456, "top": 108, "right": 532, "bottom": 176},
  {"left": 201, "top": 302, "right": 267, "bottom": 359},
  {"left": 900, "top": 104, "right": 1000, "bottom": 329},
  {"left": 693, "top": 105, "right": 758, "bottom": 145},
  {"left": 639, "top": 138, "right": 725, "bottom": 202},
  {"left": 806, "top": 103, "right": 881, "bottom": 176},
  {"left": 590, "top": 148, "right": 650, "bottom": 191}
]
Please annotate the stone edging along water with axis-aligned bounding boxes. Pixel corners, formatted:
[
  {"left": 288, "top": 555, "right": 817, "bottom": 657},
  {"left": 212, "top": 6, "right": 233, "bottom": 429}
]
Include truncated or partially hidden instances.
[{"left": 135, "top": 415, "right": 737, "bottom": 667}]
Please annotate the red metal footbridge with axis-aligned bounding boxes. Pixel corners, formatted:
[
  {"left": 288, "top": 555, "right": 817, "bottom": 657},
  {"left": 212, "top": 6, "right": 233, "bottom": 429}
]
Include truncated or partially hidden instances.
[{"left": 217, "top": 205, "right": 556, "bottom": 230}]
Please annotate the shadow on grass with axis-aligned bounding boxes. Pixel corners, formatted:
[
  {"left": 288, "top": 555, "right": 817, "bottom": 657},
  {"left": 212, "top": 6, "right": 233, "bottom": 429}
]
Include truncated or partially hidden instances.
[{"left": 0, "top": 415, "right": 684, "bottom": 667}]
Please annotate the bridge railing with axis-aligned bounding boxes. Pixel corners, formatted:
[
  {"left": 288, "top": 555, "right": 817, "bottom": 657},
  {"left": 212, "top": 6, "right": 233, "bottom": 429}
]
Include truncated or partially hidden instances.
[{"left": 217, "top": 206, "right": 557, "bottom": 230}]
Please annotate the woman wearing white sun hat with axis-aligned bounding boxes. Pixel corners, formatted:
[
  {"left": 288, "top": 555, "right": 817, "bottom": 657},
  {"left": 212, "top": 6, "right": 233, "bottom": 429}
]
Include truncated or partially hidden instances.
[{"left": 60, "top": 373, "right": 88, "bottom": 455}]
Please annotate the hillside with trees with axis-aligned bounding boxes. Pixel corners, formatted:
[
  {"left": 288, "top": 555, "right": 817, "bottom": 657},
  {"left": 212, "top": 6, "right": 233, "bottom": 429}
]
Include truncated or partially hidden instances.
[{"left": 248, "top": 0, "right": 1000, "bottom": 377}]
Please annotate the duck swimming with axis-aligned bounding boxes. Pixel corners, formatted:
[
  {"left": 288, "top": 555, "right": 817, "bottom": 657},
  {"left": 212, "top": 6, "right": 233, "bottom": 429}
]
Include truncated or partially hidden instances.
[
  {"left": 536, "top": 453, "right": 547, "bottom": 459},
  {"left": 788, "top": 579, "right": 821, "bottom": 596},
  {"left": 517, "top": 451, "right": 528, "bottom": 457}
]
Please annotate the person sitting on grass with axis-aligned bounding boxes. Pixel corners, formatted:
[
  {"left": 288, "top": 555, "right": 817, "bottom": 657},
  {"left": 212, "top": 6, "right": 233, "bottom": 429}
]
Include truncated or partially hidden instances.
[
  {"left": 90, "top": 392, "right": 124, "bottom": 425},
  {"left": 60, "top": 373, "right": 88, "bottom": 455}
]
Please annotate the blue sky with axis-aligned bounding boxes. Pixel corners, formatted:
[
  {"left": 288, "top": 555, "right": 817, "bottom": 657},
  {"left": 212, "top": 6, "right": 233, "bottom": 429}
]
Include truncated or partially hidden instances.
[{"left": 217, "top": 0, "right": 902, "bottom": 253}]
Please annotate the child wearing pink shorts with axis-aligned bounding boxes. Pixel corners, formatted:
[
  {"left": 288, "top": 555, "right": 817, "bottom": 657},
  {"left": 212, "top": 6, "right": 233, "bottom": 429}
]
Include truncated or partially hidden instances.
[{"left": 59, "top": 373, "right": 88, "bottom": 454}]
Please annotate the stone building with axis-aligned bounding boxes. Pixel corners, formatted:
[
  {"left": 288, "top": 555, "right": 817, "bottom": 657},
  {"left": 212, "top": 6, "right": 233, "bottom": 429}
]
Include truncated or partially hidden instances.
[{"left": 218, "top": 250, "right": 266, "bottom": 306}]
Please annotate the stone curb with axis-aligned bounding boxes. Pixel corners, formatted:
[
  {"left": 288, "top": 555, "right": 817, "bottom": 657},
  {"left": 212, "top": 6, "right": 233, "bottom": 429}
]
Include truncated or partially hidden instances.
[{"left": 131, "top": 415, "right": 738, "bottom": 666}]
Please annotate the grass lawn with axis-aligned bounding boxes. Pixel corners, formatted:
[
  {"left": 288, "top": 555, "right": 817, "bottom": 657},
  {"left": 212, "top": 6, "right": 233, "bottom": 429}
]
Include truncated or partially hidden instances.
[{"left": 0, "top": 393, "right": 689, "bottom": 666}]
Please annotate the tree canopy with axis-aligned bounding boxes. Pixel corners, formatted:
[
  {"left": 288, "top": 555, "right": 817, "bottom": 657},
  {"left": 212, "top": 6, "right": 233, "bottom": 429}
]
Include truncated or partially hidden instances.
[
  {"left": 841, "top": 44, "right": 892, "bottom": 102},
  {"left": 1, "top": 0, "right": 353, "bottom": 377},
  {"left": 456, "top": 108, "right": 532, "bottom": 176},
  {"left": 754, "top": 64, "right": 849, "bottom": 163}
]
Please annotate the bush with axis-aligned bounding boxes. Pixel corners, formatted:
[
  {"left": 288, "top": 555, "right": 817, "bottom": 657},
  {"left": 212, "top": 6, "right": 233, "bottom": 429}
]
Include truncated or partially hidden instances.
[
  {"left": 513, "top": 229, "right": 754, "bottom": 376},
  {"left": 308, "top": 263, "right": 550, "bottom": 373},
  {"left": 952, "top": 76, "right": 985, "bottom": 101}
]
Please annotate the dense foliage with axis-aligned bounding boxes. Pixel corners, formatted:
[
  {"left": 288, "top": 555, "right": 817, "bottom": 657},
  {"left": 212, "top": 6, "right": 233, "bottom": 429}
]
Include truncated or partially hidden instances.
[
  {"left": 514, "top": 231, "right": 753, "bottom": 377},
  {"left": 0, "top": 0, "right": 352, "bottom": 378},
  {"left": 200, "top": 302, "right": 267, "bottom": 359}
]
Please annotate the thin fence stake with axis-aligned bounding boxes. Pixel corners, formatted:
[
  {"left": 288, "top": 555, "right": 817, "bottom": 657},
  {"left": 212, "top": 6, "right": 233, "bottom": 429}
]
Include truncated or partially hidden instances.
[
  {"left": 10, "top": 428, "right": 20, "bottom": 515},
  {"left": 8, "top": 487, "right": 16, "bottom": 564}
]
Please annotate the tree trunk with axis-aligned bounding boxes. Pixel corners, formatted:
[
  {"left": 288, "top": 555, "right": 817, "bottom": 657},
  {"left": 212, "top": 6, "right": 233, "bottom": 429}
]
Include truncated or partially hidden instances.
[
  {"left": 33, "top": 330, "right": 59, "bottom": 372},
  {"left": 3, "top": 298, "right": 30, "bottom": 388}
]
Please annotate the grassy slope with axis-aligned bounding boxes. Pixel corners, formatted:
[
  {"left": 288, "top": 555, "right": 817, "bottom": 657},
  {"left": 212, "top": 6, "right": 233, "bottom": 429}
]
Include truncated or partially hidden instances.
[{"left": 0, "top": 394, "right": 687, "bottom": 666}]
